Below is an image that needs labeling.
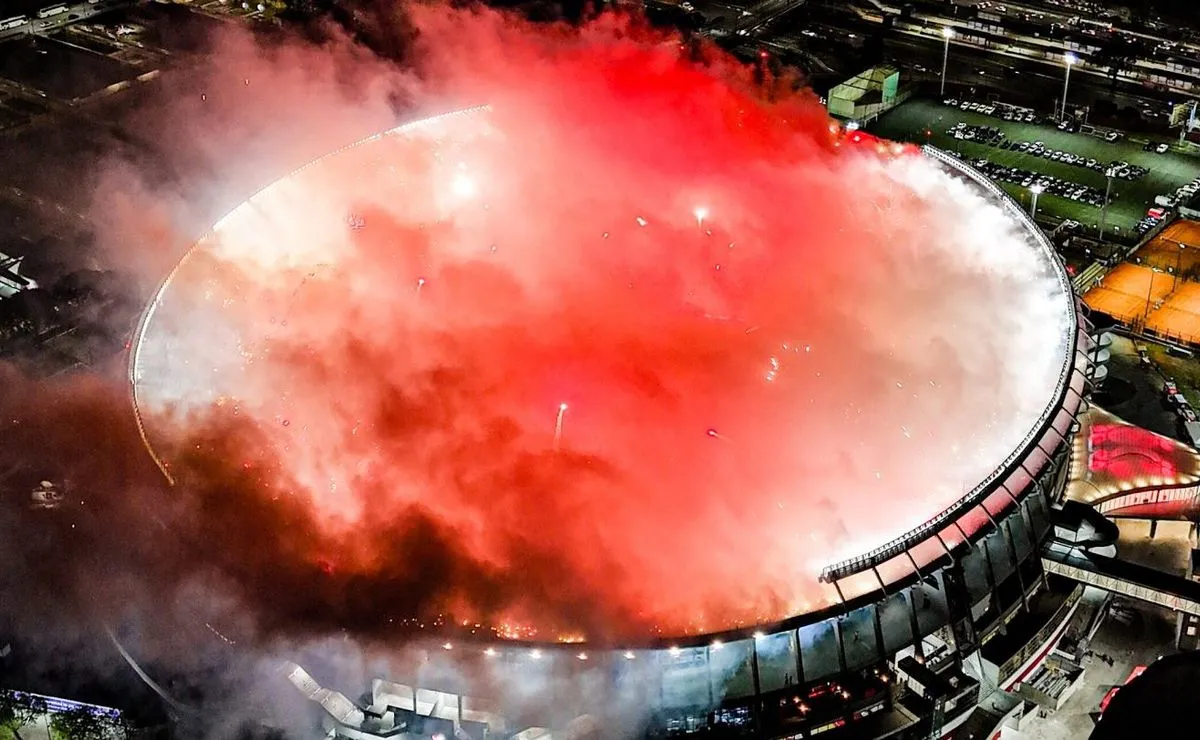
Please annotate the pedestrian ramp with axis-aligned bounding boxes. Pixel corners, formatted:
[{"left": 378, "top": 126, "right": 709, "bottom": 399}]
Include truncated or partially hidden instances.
[{"left": 1042, "top": 543, "right": 1200, "bottom": 617}]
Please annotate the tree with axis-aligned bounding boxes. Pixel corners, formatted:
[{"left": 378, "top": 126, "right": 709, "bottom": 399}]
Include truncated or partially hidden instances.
[
  {"left": 0, "top": 692, "right": 47, "bottom": 739},
  {"left": 47, "top": 707, "right": 126, "bottom": 740}
]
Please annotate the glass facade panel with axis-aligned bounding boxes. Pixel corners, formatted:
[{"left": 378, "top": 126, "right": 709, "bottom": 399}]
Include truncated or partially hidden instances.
[
  {"left": 1028, "top": 438, "right": 1054, "bottom": 471},
  {"left": 957, "top": 506, "right": 993, "bottom": 540},
  {"left": 1009, "top": 505, "right": 1034, "bottom": 560},
  {"left": 839, "top": 606, "right": 881, "bottom": 670},
  {"left": 661, "top": 647, "right": 711, "bottom": 709},
  {"left": 1004, "top": 464, "right": 1034, "bottom": 498},
  {"left": 985, "top": 525, "right": 1015, "bottom": 584},
  {"left": 837, "top": 568, "right": 883, "bottom": 602},
  {"left": 879, "top": 590, "right": 915, "bottom": 654},
  {"left": 612, "top": 651, "right": 661, "bottom": 700},
  {"left": 912, "top": 572, "right": 951, "bottom": 636},
  {"left": 710, "top": 639, "right": 756, "bottom": 702},
  {"left": 755, "top": 631, "right": 799, "bottom": 693},
  {"left": 1025, "top": 491, "right": 1051, "bottom": 538},
  {"left": 937, "top": 521, "right": 967, "bottom": 552},
  {"left": 876, "top": 550, "right": 917, "bottom": 587},
  {"left": 798, "top": 619, "right": 841, "bottom": 682},
  {"left": 981, "top": 488, "right": 1017, "bottom": 519},
  {"left": 962, "top": 540, "right": 991, "bottom": 602},
  {"left": 909, "top": 535, "right": 950, "bottom": 571}
]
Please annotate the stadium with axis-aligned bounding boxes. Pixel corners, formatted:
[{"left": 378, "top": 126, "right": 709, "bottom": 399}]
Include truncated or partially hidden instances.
[{"left": 127, "top": 107, "right": 1093, "bottom": 740}]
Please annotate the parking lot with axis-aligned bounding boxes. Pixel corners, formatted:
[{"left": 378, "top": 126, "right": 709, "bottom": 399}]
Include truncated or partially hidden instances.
[
  {"left": 871, "top": 98, "right": 1200, "bottom": 236},
  {"left": 0, "top": 34, "right": 136, "bottom": 101}
]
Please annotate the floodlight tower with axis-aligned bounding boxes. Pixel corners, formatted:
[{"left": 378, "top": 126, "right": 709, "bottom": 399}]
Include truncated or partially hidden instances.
[
  {"left": 940, "top": 27, "right": 955, "bottom": 97},
  {"left": 1060, "top": 52, "right": 1078, "bottom": 120}
]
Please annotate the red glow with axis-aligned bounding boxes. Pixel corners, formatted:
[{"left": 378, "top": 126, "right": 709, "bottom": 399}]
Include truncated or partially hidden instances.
[
  {"left": 1100, "top": 665, "right": 1147, "bottom": 713},
  {"left": 1088, "top": 423, "right": 1180, "bottom": 480},
  {"left": 99, "top": 8, "right": 1069, "bottom": 643}
]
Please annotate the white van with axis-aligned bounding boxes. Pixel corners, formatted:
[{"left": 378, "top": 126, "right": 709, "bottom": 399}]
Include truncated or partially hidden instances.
[{"left": 36, "top": 4, "right": 68, "bottom": 19}]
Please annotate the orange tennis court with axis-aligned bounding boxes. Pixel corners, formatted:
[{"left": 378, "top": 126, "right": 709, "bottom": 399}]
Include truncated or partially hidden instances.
[
  {"left": 1084, "top": 263, "right": 1175, "bottom": 325},
  {"left": 1137, "top": 219, "right": 1200, "bottom": 275},
  {"left": 1145, "top": 282, "right": 1200, "bottom": 345},
  {"left": 1085, "top": 221, "right": 1200, "bottom": 345}
]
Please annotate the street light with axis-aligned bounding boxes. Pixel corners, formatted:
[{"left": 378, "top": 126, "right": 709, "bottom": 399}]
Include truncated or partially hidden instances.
[
  {"left": 1060, "top": 52, "right": 1078, "bottom": 120},
  {"left": 1175, "top": 242, "right": 1187, "bottom": 292},
  {"left": 553, "top": 402, "right": 568, "bottom": 450},
  {"left": 1099, "top": 166, "right": 1115, "bottom": 243},
  {"left": 940, "top": 27, "right": 955, "bottom": 97},
  {"left": 1029, "top": 183, "right": 1044, "bottom": 220}
]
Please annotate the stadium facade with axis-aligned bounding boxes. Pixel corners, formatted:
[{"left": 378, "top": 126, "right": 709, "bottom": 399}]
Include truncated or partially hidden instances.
[{"left": 128, "top": 120, "right": 1096, "bottom": 740}]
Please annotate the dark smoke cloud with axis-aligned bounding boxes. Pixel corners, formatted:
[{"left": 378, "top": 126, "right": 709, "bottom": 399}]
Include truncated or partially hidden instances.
[{"left": 1, "top": 2, "right": 1071, "bottom": 731}]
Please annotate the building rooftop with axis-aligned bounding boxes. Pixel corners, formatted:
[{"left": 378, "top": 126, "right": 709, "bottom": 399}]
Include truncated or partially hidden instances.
[
  {"left": 1066, "top": 405, "right": 1200, "bottom": 506},
  {"left": 828, "top": 66, "right": 899, "bottom": 103}
]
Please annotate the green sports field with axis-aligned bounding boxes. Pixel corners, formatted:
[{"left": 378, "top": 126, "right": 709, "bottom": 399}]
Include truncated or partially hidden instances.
[{"left": 869, "top": 98, "right": 1200, "bottom": 235}]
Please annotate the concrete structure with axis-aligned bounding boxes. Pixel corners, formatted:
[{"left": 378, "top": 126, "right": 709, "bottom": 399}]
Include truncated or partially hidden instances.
[
  {"left": 826, "top": 66, "right": 902, "bottom": 125},
  {"left": 0, "top": 252, "right": 36, "bottom": 298}
]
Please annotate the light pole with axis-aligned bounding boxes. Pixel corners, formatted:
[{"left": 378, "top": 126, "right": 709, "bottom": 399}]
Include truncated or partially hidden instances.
[
  {"left": 1029, "top": 183, "right": 1044, "bottom": 220},
  {"left": 554, "top": 402, "right": 568, "bottom": 450},
  {"left": 1175, "top": 242, "right": 1186, "bottom": 292},
  {"left": 940, "top": 27, "right": 954, "bottom": 97},
  {"left": 1060, "top": 52, "right": 1078, "bottom": 120},
  {"left": 1098, "top": 167, "right": 1114, "bottom": 243},
  {"left": 1144, "top": 266, "right": 1156, "bottom": 328}
]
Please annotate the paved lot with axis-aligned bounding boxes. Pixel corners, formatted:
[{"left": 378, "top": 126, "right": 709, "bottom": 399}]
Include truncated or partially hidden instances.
[
  {"left": 870, "top": 98, "right": 1200, "bottom": 234},
  {"left": 0, "top": 35, "right": 135, "bottom": 101},
  {"left": 1017, "top": 520, "right": 1189, "bottom": 740},
  {"left": 1015, "top": 595, "right": 1178, "bottom": 740},
  {"left": 1092, "top": 334, "right": 1182, "bottom": 440}
]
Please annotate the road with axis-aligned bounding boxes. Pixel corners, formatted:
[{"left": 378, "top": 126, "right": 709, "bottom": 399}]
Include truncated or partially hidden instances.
[
  {"left": 878, "top": 32, "right": 1175, "bottom": 116},
  {"left": 725, "top": 0, "right": 808, "bottom": 36},
  {"left": 1017, "top": 587, "right": 1177, "bottom": 740},
  {"left": 1094, "top": 334, "right": 1182, "bottom": 441},
  {"left": 0, "top": 1, "right": 137, "bottom": 43}
]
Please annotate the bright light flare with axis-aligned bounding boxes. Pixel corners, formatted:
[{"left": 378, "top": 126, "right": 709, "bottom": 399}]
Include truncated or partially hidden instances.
[{"left": 451, "top": 171, "right": 478, "bottom": 199}]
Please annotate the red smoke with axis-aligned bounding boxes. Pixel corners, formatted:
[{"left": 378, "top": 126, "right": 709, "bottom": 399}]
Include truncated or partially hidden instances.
[{"left": 3, "top": 6, "right": 1070, "bottom": 648}]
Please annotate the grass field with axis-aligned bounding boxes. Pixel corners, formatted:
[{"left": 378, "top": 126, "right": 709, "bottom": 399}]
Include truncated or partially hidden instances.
[{"left": 870, "top": 98, "right": 1200, "bottom": 235}]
